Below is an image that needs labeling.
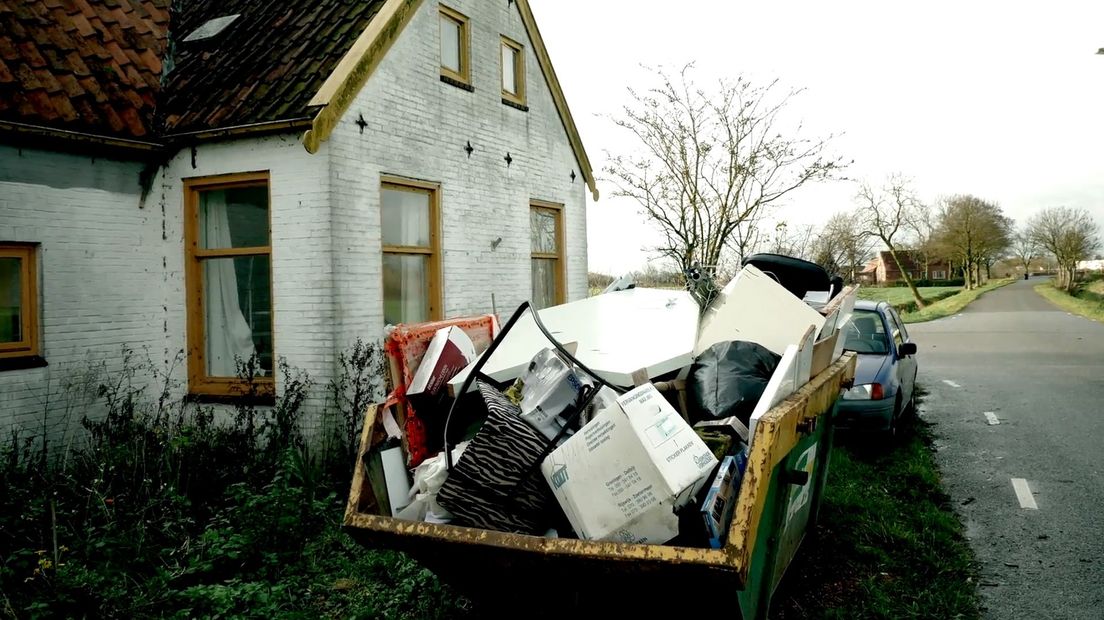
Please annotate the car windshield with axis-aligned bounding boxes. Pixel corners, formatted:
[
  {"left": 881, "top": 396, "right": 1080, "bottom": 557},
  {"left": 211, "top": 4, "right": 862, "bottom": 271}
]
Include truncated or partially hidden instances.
[{"left": 843, "top": 309, "right": 889, "bottom": 355}]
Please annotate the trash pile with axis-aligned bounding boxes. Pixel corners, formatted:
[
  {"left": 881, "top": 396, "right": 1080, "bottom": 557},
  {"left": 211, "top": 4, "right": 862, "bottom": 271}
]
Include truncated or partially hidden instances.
[{"left": 360, "top": 254, "right": 858, "bottom": 548}]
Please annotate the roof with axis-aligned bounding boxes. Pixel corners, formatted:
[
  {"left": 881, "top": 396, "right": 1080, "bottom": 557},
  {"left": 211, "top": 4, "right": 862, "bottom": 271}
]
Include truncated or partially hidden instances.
[
  {"left": 0, "top": 0, "right": 597, "bottom": 197},
  {"left": 0, "top": 0, "right": 169, "bottom": 141},
  {"left": 160, "top": 0, "right": 386, "bottom": 135}
]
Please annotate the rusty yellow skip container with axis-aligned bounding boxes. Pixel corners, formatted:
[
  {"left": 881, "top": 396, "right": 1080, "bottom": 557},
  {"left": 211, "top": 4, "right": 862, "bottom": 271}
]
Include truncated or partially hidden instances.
[{"left": 344, "top": 353, "right": 856, "bottom": 618}]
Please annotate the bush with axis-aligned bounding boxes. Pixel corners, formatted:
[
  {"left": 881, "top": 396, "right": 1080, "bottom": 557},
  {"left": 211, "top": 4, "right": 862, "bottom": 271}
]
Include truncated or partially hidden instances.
[{"left": 0, "top": 345, "right": 467, "bottom": 619}]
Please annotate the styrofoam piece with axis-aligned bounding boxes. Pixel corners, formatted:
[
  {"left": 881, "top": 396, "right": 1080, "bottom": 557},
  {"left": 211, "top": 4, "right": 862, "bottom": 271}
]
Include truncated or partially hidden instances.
[
  {"left": 695, "top": 265, "right": 826, "bottom": 357},
  {"left": 831, "top": 287, "right": 859, "bottom": 362},
  {"left": 748, "top": 344, "right": 800, "bottom": 448},
  {"left": 448, "top": 288, "right": 700, "bottom": 392}
]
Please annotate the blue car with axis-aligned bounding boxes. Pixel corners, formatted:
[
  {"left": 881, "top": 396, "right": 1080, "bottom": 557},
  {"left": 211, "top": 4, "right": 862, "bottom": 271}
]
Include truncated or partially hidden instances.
[{"left": 836, "top": 300, "right": 919, "bottom": 435}]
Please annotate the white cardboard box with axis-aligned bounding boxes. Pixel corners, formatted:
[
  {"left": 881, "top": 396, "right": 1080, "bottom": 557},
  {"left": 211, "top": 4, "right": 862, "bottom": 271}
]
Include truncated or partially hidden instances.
[{"left": 541, "top": 384, "right": 718, "bottom": 545}]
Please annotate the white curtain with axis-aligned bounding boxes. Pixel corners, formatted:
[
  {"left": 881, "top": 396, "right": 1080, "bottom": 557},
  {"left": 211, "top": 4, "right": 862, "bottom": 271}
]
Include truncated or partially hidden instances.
[
  {"left": 202, "top": 193, "right": 256, "bottom": 376},
  {"left": 383, "top": 188, "right": 430, "bottom": 324}
]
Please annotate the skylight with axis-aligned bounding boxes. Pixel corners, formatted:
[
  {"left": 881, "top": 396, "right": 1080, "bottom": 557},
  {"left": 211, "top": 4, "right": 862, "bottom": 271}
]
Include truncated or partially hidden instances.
[{"left": 183, "top": 14, "right": 240, "bottom": 42}]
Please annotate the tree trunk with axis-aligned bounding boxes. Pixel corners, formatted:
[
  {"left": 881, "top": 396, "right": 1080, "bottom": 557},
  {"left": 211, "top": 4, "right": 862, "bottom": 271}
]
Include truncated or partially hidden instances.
[{"left": 886, "top": 245, "right": 926, "bottom": 309}]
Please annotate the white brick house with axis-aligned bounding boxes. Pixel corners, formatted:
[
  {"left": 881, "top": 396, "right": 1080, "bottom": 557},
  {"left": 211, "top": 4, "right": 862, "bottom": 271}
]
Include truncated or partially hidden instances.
[{"left": 0, "top": 0, "right": 596, "bottom": 434}]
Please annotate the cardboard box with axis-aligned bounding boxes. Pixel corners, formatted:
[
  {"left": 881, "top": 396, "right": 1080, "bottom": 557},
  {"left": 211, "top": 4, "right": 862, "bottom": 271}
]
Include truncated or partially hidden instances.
[
  {"left": 701, "top": 452, "right": 747, "bottom": 548},
  {"left": 541, "top": 384, "right": 718, "bottom": 545}
]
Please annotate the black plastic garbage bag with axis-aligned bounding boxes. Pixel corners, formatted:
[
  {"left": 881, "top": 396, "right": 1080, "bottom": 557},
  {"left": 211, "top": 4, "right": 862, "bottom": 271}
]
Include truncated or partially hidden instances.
[{"left": 688, "top": 341, "right": 781, "bottom": 424}]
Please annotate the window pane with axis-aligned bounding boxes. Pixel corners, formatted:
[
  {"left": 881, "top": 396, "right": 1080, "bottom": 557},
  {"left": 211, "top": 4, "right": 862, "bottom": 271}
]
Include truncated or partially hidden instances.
[
  {"left": 532, "top": 258, "right": 557, "bottom": 310},
  {"left": 530, "top": 208, "right": 557, "bottom": 253},
  {"left": 382, "top": 187, "right": 431, "bottom": 247},
  {"left": 383, "top": 253, "right": 429, "bottom": 325},
  {"left": 0, "top": 257, "right": 22, "bottom": 343},
  {"left": 843, "top": 310, "right": 888, "bottom": 355},
  {"left": 441, "top": 14, "right": 461, "bottom": 72},
  {"left": 502, "top": 43, "right": 517, "bottom": 94},
  {"left": 199, "top": 186, "right": 269, "bottom": 249},
  {"left": 202, "top": 256, "right": 272, "bottom": 377}
]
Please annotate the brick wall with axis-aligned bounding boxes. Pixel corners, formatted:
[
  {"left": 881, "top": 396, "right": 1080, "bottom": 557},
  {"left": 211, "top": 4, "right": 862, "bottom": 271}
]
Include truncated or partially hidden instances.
[
  {"left": 0, "top": 0, "right": 592, "bottom": 436},
  {"left": 0, "top": 145, "right": 163, "bottom": 436},
  {"left": 327, "top": 0, "right": 589, "bottom": 350}
]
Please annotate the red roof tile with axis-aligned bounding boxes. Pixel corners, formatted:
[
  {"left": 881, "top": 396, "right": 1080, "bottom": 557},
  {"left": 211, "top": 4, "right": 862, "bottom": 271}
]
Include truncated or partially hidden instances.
[
  {"left": 0, "top": 0, "right": 168, "bottom": 139},
  {"left": 0, "top": 0, "right": 387, "bottom": 142}
]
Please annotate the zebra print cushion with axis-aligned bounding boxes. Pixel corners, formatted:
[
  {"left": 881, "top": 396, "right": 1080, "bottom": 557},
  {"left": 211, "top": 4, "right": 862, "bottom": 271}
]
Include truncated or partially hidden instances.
[{"left": 437, "top": 381, "right": 560, "bottom": 534}]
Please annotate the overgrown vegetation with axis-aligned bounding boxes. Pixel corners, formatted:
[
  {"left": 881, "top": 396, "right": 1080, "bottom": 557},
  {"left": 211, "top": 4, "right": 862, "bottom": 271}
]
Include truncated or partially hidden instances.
[
  {"left": 899, "top": 278, "right": 1015, "bottom": 323},
  {"left": 1034, "top": 275, "right": 1104, "bottom": 323},
  {"left": 774, "top": 389, "right": 980, "bottom": 619},
  {"left": 0, "top": 344, "right": 468, "bottom": 619}
]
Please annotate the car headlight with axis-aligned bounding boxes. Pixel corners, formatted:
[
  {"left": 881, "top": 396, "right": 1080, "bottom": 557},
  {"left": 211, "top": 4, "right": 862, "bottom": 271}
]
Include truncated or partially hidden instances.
[{"left": 842, "top": 383, "right": 884, "bottom": 400}]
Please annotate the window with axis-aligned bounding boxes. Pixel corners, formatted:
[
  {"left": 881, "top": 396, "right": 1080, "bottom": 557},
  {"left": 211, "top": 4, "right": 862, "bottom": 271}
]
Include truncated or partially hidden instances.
[
  {"left": 888, "top": 308, "right": 909, "bottom": 347},
  {"left": 381, "top": 178, "right": 441, "bottom": 325},
  {"left": 501, "top": 36, "right": 526, "bottom": 105},
  {"left": 0, "top": 244, "right": 39, "bottom": 361},
  {"left": 439, "top": 5, "right": 470, "bottom": 85},
  {"left": 184, "top": 173, "right": 273, "bottom": 396},
  {"left": 843, "top": 310, "right": 889, "bottom": 355},
  {"left": 530, "top": 201, "right": 564, "bottom": 309}
]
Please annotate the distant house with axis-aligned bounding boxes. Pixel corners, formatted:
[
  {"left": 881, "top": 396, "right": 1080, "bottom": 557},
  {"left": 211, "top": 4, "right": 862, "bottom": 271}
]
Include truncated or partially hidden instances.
[
  {"left": 1078, "top": 259, "right": 1104, "bottom": 272},
  {"left": 857, "top": 251, "right": 953, "bottom": 285},
  {"left": 0, "top": 0, "right": 597, "bottom": 433}
]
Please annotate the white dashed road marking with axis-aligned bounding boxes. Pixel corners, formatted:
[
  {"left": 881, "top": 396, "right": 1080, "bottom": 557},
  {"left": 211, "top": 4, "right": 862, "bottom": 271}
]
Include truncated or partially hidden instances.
[
  {"left": 1012, "top": 478, "right": 1038, "bottom": 510},
  {"left": 943, "top": 379, "right": 962, "bottom": 389},
  {"left": 984, "top": 412, "right": 1000, "bottom": 425}
]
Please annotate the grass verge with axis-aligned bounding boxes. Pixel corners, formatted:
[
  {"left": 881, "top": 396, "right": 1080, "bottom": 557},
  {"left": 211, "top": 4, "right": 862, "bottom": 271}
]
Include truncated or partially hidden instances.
[
  {"left": 857, "top": 286, "right": 961, "bottom": 307},
  {"left": 773, "top": 391, "right": 980, "bottom": 619},
  {"left": 900, "top": 278, "right": 1015, "bottom": 323},
  {"left": 1034, "top": 282, "right": 1104, "bottom": 323}
]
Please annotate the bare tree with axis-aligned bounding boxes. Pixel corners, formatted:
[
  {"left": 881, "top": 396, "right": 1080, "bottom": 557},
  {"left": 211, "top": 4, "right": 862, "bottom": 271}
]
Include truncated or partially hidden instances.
[
  {"left": 606, "top": 65, "right": 844, "bottom": 279},
  {"left": 906, "top": 200, "right": 939, "bottom": 279},
  {"left": 855, "top": 175, "right": 925, "bottom": 307},
  {"left": 934, "top": 194, "right": 1011, "bottom": 289},
  {"left": 814, "top": 211, "right": 874, "bottom": 282},
  {"left": 1011, "top": 228, "right": 1038, "bottom": 278},
  {"left": 1028, "top": 207, "right": 1100, "bottom": 291},
  {"left": 769, "top": 220, "right": 817, "bottom": 260}
]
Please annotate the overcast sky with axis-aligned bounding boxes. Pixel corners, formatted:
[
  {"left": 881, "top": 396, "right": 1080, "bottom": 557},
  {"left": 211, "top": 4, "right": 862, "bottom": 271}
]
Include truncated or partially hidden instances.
[{"left": 528, "top": 0, "right": 1104, "bottom": 274}]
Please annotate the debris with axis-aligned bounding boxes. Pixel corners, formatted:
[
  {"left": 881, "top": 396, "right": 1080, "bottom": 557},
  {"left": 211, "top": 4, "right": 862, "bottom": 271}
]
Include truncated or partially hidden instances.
[
  {"left": 541, "top": 383, "right": 717, "bottom": 545},
  {"left": 449, "top": 288, "right": 699, "bottom": 393},
  {"left": 695, "top": 265, "right": 826, "bottom": 357}
]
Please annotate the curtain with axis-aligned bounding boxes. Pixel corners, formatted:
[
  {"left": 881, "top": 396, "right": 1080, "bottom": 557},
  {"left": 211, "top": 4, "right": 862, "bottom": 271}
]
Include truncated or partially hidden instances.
[
  {"left": 202, "top": 192, "right": 256, "bottom": 376},
  {"left": 398, "top": 196, "right": 429, "bottom": 323}
]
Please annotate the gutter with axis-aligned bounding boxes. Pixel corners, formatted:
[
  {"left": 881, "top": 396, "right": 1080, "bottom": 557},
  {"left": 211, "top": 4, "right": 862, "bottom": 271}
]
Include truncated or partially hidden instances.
[
  {"left": 162, "top": 116, "right": 315, "bottom": 142},
  {"left": 1, "top": 116, "right": 317, "bottom": 155},
  {"left": 0, "top": 120, "right": 162, "bottom": 152}
]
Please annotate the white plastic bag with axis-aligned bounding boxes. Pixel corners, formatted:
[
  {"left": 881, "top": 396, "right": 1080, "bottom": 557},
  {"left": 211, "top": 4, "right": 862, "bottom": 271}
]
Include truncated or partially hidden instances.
[{"left": 395, "top": 441, "right": 469, "bottom": 523}]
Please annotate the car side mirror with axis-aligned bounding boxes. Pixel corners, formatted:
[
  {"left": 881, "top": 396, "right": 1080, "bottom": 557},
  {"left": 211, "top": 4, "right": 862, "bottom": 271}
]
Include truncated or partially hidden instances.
[{"left": 899, "top": 342, "right": 918, "bottom": 357}]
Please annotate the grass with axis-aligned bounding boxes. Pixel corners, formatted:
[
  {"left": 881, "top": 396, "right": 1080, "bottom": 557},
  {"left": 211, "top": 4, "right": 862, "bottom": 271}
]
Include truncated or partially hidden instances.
[
  {"left": 773, "top": 389, "right": 980, "bottom": 619},
  {"left": 899, "top": 278, "right": 1015, "bottom": 323},
  {"left": 1034, "top": 280, "right": 1104, "bottom": 323},
  {"left": 857, "top": 286, "right": 961, "bottom": 309}
]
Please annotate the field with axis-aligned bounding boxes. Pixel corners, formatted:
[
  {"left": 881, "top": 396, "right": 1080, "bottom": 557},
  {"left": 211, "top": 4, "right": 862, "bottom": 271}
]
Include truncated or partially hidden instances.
[{"left": 856, "top": 286, "right": 961, "bottom": 306}]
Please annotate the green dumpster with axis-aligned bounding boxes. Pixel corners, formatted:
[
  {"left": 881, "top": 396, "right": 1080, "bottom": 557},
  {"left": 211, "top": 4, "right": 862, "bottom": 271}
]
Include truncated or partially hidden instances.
[{"left": 344, "top": 352, "right": 856, "bottom": 617}]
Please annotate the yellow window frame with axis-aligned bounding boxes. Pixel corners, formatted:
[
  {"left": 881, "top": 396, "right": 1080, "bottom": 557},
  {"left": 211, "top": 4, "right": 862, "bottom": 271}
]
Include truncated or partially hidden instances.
[
  {"left": 183, "top": 171, "right": 274, "bottom": 398},
  {"left": 0, "top": 243, "right": 39, "bottom": 360},
  {"left": 380, "top": 176, "right": 443, "bottom": 324}
]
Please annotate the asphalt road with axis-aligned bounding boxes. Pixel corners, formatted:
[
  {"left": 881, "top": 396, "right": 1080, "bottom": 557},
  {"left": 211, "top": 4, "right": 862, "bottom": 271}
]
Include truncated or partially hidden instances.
[{"left": 908, "top": 277, "right": 1104, "bottom": 619}]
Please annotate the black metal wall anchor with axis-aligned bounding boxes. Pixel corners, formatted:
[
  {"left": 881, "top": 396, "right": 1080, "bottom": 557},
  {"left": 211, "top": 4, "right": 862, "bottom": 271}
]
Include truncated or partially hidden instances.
[
  {"left": 504, "top": 152, "right": 513, "bottom": 167},
  {"left": 465, "top": 141, "right": 474, "bottom": 157},
  {"left": 796, "top": 417, "right": 818, "bottom": 435}
]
